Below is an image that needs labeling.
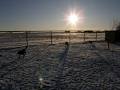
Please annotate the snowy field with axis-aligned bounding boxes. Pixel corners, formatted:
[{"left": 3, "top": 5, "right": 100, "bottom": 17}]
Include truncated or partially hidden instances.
[{"left": 0, "top": 41, "right": 120, "bottom": 90}]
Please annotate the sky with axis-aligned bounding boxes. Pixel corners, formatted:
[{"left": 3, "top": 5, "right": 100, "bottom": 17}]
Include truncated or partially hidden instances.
[{"left": 0, "top": 0, "right": 120, "bottom": 31}]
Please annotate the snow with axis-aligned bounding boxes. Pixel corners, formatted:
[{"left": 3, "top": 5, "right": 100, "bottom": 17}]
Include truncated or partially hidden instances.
[{"left": 0, "top": 41, "right": 120, "bottom": 90}]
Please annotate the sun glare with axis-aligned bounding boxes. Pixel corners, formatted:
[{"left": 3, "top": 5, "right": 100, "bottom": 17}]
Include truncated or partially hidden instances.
[
  {"left": 68, "top": 13, "right": 79, "bottom": 25},
  {"left": 66, "top": 11, "right": 84, "bottom": 27}
]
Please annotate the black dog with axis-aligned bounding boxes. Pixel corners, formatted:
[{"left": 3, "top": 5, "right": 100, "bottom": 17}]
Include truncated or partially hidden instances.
[
  {"left": 17, "top": 46, "right": 27, "bottom": 59},
  {"left": 65, "top": 42, "right": 69, "bottom": 47}
]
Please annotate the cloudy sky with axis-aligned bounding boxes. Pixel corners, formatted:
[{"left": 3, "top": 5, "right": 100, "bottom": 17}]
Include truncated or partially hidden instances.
[{"left": 0, "top": 0, "right": 120, "bottom": 31}]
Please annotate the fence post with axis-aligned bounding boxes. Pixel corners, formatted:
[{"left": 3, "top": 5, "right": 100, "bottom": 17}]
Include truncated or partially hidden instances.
[
  {"left": 107, "top": 41, "right": 110, "bottom": 49},
  {"left": 84, "top": 32, "right": 85, "bottom": 42},
  {"left": 9, "top": 31, "right": 13, "bottom": 42},
  {"left": 96, "top": 32, "right": 97, "bottom": 41},
  {"left": 50, "top": 31, "right": 53, "bottom": 45},
  {"left": 26, "top": 31, "right": 28, "bottom": 47},
  {"left": 69, "top": 32, "right": 71, "bottom": 43}
]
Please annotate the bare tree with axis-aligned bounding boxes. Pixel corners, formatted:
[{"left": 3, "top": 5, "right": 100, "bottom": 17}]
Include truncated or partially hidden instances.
[
  {"left": 111, "top": 19, "right": 119, "bottom": 30},
  {"left": 116, "top": 22, "right": 120, "bottom": 31}
]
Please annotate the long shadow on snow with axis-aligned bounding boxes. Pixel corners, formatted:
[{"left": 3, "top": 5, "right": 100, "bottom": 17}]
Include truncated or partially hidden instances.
[{"left": 54, "top": 45, "right": 69, "bottom": 90}]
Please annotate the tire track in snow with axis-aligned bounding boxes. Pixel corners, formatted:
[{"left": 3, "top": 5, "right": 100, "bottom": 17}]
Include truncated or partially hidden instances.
[
  {"left": 61, "top": 42, "right": 120, "bottom": 90},
  {"left": 79, "top": 42, "right": 120, "bottom": 90},
  {"left": 90, "top": 42, "right": 120, "bottom": 78}
]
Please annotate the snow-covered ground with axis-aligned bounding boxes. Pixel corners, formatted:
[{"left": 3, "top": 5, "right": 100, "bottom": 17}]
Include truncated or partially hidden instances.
[{"left": 0, "top": 41, "right": 120, "bottom": 90}]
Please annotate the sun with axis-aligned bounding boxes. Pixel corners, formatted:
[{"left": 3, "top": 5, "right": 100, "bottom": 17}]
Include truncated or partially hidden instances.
[
  {"left": 67, "top": 13, "right": 79, "bottom": 25},
  {"left": 65, "top": 10, "right": 84, "bottom": 30}
]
